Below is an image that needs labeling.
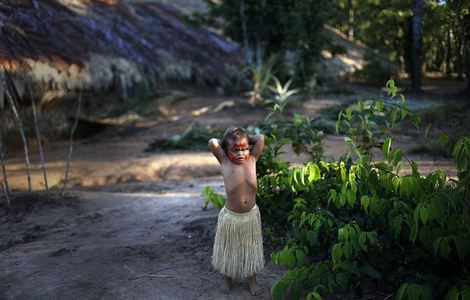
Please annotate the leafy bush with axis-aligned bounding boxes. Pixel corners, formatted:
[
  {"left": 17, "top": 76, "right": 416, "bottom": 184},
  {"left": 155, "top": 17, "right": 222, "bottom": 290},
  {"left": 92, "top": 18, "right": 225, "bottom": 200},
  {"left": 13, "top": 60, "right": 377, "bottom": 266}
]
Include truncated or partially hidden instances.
[
  {"left": 246, "top": 56, "right": 278, "bottom": 106},
  {"left": 261, "top": 80, "right": 470, "bottom": 299},
  {"left": 202, "top": 186, "right": 226, "bottom": 210}
]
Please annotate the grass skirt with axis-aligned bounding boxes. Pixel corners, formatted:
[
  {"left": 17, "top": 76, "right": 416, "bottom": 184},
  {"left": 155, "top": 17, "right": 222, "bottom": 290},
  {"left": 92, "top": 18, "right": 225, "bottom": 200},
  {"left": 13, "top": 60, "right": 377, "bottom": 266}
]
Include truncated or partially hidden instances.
[{"left": 212, "top": 204, "right": 264, "bottom": 279}]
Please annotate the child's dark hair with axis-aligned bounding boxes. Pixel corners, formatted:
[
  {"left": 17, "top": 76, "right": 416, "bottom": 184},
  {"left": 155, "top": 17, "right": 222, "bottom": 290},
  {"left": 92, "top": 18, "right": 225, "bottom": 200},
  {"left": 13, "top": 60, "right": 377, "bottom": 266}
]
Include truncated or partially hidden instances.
[{"left": 222, "top": 126, "right": 249, "bottom": 151}]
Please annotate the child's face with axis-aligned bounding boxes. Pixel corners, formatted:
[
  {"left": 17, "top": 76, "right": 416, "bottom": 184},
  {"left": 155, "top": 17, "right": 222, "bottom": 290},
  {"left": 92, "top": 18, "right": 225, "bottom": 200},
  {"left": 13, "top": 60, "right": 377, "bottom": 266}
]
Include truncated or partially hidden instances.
[{"left": 226, "top": 137, "right": 250, "bottom": 164}]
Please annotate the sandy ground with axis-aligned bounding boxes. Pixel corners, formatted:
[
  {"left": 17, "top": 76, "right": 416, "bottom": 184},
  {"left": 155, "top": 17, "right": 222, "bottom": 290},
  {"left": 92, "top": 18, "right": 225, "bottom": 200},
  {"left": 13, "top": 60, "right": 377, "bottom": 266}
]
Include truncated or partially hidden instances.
[
  {"left": 0, "top": 88, "right": 459, "bottom": 299},
  {"left": 0, "top": 178, "right": 286, "bottom": 300}
]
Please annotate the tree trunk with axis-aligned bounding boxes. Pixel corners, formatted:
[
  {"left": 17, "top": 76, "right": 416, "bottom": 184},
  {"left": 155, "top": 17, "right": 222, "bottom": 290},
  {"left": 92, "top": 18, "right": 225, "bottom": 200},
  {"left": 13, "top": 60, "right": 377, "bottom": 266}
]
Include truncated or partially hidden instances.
[
  {"left": 348, "top": 0, "right": 354, "bottom": 40},
  {"left": 455, "top": 30, "right": 464, "bottom": 80},
  {"left": 411, "top": 0, "right": 423, "bottom": 92},
  {"left": 456, "top": 4, "right": 470, "bottom": 92},
  {"left": 239, "top": 0, "right": 252, "bottom": 65},
  {"left": 445, "top": 9, "right": 453, "bottom": 79}
]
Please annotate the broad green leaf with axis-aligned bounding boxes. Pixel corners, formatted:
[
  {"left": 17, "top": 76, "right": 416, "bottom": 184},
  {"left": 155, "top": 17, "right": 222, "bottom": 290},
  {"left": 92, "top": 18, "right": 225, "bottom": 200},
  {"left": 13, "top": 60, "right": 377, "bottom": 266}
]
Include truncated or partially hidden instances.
[
  {"left": 360, "top": 195, "right": 370, "bottom": 212},
  {"left": 340, "top": 167, "right": 346, "bottom": 183},
  {"left": 383, "top": 137, "right": 392, "bottom": 158},
  {"left": 411, "top": 114, "right": 421, "bottom": 129},
  {"left": 376, "top": 100, "right": 384, "bottom": 112},
  {"left": 392, "top": 177, "right": 401, "bottom": 193},
  {"left": 439, "top": 132, "right": 449, "bottom": 146},
  {"left": 348, "top": 225, "right": 357, "bottom": 240},
  {"left": 420, "top": 207, "right": 429, "bottom": 224},
  {"left": 347, "top": 190, "right": 356, "bottom": 207},
  {"left": 359, "top": 232, "right": 367, "bottom": 248},
  {"left": 295, "top": 249, "right": 308, "bottom": 266},
  {"left": 410, "top": 160, "right": 419, "bottom": 176},
  {"left": 343, "top": 243, "right": 353, "bottom": 260},
  {"left": 279, "top": 250, "right": 296, "bottom": 268},
  {"left": 392, "top": 149, "right": 404, "bottom": 166},
  {"left": 397, "top": 283, "right": 409, "bottom": 300},
  {"left": 328, "top": 189, "right": 337, "bottom": 204},
  {"left": 401, "top": 107, "right": 408, "bottom": 120},
  {"left": 332, "top": 243, "right": 342, "bottom": 264},
  {"left": 339, "top": 227, "right": 347, "bottom": 241},
  {"left": 271, "top": 280, "right": 286, "bottom": 300},
  {"left": 413, "top": 204, "right": 421, "bottom": 224},
  {"left": 290, "top": 281, "right": 302, "bottom": 300}
]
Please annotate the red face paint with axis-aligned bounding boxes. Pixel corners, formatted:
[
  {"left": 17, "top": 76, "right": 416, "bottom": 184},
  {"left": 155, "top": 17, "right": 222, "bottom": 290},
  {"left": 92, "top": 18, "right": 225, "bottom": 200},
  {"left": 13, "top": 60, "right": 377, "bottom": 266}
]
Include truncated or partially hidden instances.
[
  {"left": 227, "top": 139, "right": 250, "bottom": 164},
  {"left": 227, "top": 151, "right": 238, "bottom": 162},
  {"left": 234, "top": 142, "right": 248, "bottom": 148}
]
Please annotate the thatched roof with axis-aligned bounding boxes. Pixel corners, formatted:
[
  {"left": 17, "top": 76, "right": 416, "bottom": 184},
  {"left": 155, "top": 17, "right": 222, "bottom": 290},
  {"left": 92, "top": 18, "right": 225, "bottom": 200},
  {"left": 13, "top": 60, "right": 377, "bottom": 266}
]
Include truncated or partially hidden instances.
[{"left": 0, "top": 0, "right": 241, "bottom": 107}]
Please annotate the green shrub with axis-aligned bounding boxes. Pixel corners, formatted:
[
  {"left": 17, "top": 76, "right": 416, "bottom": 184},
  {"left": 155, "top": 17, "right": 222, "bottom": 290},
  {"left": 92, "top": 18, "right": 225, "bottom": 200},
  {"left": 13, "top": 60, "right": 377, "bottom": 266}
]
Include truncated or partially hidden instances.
[
  {"left": 202, "top": 186, "right": 225, "bottom": 210},
  {"left": 262, "top": 80, "right": 470, "bottom": 299}
]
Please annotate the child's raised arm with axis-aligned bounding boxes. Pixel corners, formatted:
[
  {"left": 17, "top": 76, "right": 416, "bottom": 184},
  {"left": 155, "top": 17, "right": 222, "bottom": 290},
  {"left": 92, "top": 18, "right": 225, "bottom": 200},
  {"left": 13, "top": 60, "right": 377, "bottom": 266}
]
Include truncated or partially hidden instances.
[
  {"left": 208, "top": 138, "right": 225, "bottom": 164},
  {"left": 249, "top": 134, "right": 265, "bottom": 160}
]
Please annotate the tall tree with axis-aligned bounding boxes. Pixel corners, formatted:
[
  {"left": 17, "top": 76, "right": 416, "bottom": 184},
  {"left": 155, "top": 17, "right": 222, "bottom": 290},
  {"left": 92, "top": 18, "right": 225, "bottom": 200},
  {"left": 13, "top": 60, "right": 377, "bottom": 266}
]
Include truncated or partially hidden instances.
[
  {"left": 201, "top": 0, "right": 330, "bottom": 87},
  {"left": 454, "top": 0, "right": 470, "bottom": 92},
  {"left": 411, "top": 0, "right": 423, "bottom": 92}
]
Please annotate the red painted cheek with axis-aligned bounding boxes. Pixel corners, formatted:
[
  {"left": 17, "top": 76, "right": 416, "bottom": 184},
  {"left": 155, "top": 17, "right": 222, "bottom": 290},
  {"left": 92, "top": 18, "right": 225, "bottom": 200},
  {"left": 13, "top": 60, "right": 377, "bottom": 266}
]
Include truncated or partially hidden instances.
[
  {"left": 227, "top": 151, "right": 238, "bottom": 161},
  {"left": 243, "top": 153, "right": 249, "bottom": 160}
]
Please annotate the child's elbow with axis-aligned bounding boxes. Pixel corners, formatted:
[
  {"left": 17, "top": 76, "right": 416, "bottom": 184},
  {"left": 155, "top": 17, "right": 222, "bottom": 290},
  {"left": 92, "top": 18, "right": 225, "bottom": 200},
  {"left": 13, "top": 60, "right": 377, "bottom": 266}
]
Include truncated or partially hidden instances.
[{"left": 208, "top": 138, "right": 218, "bottom": 151}]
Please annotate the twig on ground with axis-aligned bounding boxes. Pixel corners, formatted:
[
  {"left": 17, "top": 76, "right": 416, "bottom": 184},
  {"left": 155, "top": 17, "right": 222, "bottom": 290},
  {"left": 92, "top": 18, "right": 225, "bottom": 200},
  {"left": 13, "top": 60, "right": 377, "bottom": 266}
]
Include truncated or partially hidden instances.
[
  {"left": 123, "top": 264, "right": 137, "bottom": 275},
  {"left": 128, "top": 274, "right": 174, "bottom": 281},
  {"left": 124, "top": 264, "right": 175, "bottom": 280},
  {"left": 384, "top": 292, "right": 395, "bottom": 300}
]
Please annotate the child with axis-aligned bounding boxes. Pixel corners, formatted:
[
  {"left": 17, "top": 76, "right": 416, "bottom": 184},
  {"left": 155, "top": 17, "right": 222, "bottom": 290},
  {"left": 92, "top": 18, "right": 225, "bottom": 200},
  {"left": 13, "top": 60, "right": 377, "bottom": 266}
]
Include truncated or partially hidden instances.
[{"left": 208, "top": 126, "right": 265, "bottom": 296}]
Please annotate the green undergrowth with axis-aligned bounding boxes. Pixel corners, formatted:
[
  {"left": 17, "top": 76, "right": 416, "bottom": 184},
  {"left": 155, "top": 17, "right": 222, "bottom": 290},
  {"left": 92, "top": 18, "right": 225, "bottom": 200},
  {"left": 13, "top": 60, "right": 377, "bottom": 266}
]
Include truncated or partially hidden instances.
[
  {"left": 202, "top": 186, "right": 225, "bottom": 210},
  {"left": 261, "top": 80, "right": 470, "bottom": 299}
]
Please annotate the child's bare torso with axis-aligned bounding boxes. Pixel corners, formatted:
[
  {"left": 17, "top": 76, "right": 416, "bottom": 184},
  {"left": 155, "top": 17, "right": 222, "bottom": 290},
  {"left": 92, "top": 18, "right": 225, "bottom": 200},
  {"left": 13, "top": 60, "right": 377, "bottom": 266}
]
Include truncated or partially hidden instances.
[{"left": 221, "top": 156, "right": 257, "bottom": 213}]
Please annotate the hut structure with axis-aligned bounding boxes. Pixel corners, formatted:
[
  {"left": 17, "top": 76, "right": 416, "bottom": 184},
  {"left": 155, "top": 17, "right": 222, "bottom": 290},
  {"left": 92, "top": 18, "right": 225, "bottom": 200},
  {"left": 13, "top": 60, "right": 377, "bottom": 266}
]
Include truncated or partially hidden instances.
[{"left": 0, "top": 0, "right": 241, "bottom": 139}]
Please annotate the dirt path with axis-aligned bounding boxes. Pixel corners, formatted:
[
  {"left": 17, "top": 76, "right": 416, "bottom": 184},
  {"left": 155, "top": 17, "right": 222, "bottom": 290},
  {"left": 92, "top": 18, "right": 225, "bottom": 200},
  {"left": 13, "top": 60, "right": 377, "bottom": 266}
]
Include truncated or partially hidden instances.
[{"left": 0, "top": 178, "right": 284, "bottom": 299}]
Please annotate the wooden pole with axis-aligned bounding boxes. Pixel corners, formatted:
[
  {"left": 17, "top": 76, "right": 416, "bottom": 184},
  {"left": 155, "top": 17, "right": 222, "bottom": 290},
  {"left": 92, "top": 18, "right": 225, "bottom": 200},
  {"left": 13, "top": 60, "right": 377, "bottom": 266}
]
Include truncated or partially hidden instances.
[
  {"left": 4, "top": 83, "right": 32, "bottom": 193},
  {"left": 0, "top": 115, "right": 10, "bottom": 208},
  {"left": 29, "top": 83, "right": 49, "bottom": 197},
  {"left": 62, "top": 93, "right": 82, "bottom": 195}
]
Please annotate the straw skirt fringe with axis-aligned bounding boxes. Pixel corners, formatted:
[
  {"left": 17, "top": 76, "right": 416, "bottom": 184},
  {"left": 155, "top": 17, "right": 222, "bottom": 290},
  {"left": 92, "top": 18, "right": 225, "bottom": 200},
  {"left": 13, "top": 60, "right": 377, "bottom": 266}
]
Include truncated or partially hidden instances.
[{"left": 212, "top": 205, "right": 264, "bottom": 279}]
